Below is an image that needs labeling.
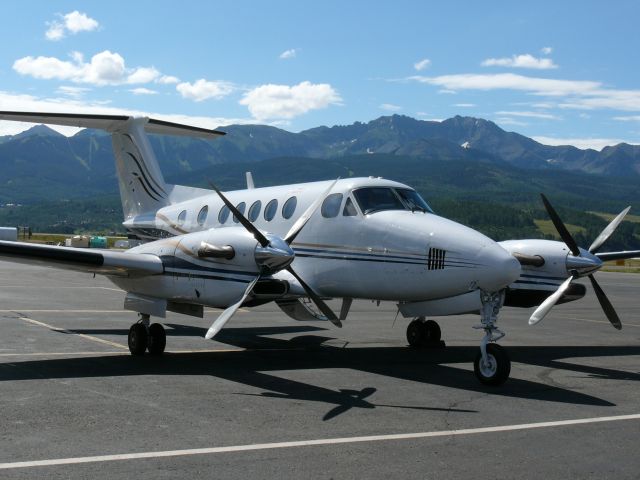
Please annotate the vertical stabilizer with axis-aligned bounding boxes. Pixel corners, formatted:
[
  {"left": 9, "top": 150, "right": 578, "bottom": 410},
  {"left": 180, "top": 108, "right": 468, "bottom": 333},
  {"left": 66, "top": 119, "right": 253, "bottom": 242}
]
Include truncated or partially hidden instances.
[{"left": 111, "top": 118, "right": 170, "bottom": 219}]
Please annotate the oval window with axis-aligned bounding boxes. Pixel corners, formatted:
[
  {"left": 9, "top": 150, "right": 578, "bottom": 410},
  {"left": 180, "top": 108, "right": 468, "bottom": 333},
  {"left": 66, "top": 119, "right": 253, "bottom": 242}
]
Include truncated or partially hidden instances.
[
  {"left": 232, "top": 202, "right": 246, "bottom": 223},
  {"left": 321, "top": 193, "right": 343, "bottom": 218},
  {"left": 197, "top": 205, "right": 208, "bottom": 226},
  {"left": 282, "top": 196, "right": 297, "bottom": 219},
  {"left": 248, "top": 200, "right": 262, "bottom": 222},
  {"left": 264, "top": 199, "right": 278, "bottom": 222},
  {"left": 218, "top": 205, "right": 230, "bottom": 224},
  {"left": 177, "top": 210, "right": 187, "bottom": 226}
]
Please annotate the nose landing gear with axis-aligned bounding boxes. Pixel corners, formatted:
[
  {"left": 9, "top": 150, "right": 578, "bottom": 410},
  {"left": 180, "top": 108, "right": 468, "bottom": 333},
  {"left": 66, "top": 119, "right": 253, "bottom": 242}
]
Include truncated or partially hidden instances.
[
  {"left": 473, "top": 291, "right": 510, "bottom": 385},
  {"left": 128, "top": 314, "right": 167, "bottom": 356}
]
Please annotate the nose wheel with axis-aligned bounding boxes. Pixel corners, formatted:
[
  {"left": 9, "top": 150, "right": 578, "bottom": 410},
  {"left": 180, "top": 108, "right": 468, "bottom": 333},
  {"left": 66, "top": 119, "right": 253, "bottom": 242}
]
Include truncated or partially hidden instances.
[
  {"left": 128, "top": 314, "right": 166, "bottom": 356},
  {"left": 474, "top": 343, "right": 510, "bottom": 385},
  {"left": 473, "top": 290, "right": 510, "bottom": 386},
  {"left": 406, "top": 317, "right": 444, "bottom": 348}
]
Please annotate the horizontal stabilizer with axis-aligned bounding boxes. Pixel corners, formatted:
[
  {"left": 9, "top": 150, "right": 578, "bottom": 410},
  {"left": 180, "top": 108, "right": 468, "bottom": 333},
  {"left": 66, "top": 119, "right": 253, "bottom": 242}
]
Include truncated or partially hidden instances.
[
  {"left": 0, "top": 241, "right": 163, "bottom": 277},
  {"left": 0, "top": 111, "right": 225, "bottom": 139}
]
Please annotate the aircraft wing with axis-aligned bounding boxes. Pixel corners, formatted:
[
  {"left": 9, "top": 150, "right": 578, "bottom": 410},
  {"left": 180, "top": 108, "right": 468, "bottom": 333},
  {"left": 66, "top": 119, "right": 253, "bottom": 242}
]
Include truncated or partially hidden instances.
[
  {"left": 595, "top": 250, "right": 640, "bottom": 261},
  {"left": 0, "top": 241, "right": 163, "bottom": 277}
]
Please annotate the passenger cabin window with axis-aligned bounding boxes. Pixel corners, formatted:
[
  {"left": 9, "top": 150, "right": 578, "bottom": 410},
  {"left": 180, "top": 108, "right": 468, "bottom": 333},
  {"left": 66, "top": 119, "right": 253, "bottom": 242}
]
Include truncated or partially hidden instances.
[
  {"left": 282, "top": 196, "right": 297, "bottom": 219},
  {"left": 197, "top": 205, "right": 208, "bottom": 226},
  {"left": 343, "top": 197, "right": 358, "bottom": 216},
  {"left": 248, "top": 201, "right": 261, "bottom": 222},
  {"left": 177, "top": 210, "right": 187, "bottom": 225},
  {"left": 218, "top": 205, "right": 230, "bottom": 224},
  {"left": 396, "top": 188, "right": 433, "bottom": 213},
  {"left": 232, "top": 202, "right": 246, "bottom": 223},
  {"left": 321, "top": 193, "right": 343, "bottom": 218},
  {"left": 264, "top": 199, "right": 278, "bottom": 221}
]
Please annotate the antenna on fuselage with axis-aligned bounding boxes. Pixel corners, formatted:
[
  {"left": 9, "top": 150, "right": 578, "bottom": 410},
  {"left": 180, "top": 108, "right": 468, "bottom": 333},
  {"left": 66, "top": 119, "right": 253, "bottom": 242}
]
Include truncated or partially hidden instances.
[{"left": 246, "top": 172, "right": 255, "bottom": 189}]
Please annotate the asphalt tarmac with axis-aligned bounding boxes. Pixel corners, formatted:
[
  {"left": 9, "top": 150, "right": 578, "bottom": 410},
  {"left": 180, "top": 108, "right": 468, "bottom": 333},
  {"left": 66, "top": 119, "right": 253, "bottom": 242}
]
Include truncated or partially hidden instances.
[{"left": 0, "top": 261, "right": 638, "bottom": 479}]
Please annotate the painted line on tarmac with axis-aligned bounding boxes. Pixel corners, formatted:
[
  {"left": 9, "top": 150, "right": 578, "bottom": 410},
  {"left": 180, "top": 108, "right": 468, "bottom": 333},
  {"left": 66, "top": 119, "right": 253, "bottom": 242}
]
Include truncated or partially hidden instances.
[
  {"left": 557, "top": 315, "right": 640, "bottom": 328},
  {"left": 0, "top": 308, "right": 247, "bottom": 313},
  {"left": 17, "top": 317, "right": 128, "bottom": 350},
  {"left": 1, "top": 413, "right": 639, "bottom": 470}
]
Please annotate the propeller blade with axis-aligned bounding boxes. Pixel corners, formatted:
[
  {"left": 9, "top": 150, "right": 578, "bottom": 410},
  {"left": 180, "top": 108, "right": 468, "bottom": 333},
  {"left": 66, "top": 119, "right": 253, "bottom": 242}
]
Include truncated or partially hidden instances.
[
  {"left": 284, "top": 178, "right": 340, "bottom": 245},
  {"left": 588, "top": 274, "right": 622, "bottom": 330},
  {"left": 540, "top": 194, "right": 580, "bottom": 257},
  {"left": 205, "top": 276, "right": 260, "bottom": 339},
  {"left": 588, "top": 206, "right": 631, "bottom": 253},
  {"left": 529, "top": 275, "right": 573, "bottom": 326},
  {"left": 286, "top": 266, "right": 342, "bottom": 327},
  {"left": 209, "top": 182, "right": 270, "bottom": 248}
]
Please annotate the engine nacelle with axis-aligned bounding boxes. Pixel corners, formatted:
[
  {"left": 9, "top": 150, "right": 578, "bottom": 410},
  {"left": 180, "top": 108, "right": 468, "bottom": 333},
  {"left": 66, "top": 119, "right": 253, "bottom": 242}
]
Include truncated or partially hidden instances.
[{"left": 499, "top": 239, "right": 586, "bottom": 308}]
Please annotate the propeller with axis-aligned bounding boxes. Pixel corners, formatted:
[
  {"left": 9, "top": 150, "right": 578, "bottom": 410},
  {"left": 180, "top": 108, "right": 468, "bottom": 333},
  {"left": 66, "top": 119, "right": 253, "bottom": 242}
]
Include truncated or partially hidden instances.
[
  {"left": 204, "top": 179, "right": 341, "bottom": 339},
  {"left": 529, "top": 194, "right": 628, "bottom": 329}
]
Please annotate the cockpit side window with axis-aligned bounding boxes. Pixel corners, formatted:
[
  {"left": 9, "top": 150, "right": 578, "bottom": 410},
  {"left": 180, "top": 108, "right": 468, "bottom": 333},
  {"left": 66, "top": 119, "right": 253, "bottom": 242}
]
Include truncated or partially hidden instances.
[
  {"left": 396, "top": 189, "right": 433, "bottom": 213},
  {"left": 321, "top": 193, "right": 343, "bottom": 218},
  {"left": 343, "top": 197, "right": 358, "bottom": 216},
  {"left": 353, "top": 187, "right": 405, "bottom": 214}
]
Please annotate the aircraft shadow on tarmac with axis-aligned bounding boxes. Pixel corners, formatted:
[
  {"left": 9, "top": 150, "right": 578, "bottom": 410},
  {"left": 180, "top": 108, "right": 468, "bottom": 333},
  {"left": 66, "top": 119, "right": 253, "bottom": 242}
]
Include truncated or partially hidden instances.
[{"left": 3, "top": 324, "right": 640, "bottom": 420}]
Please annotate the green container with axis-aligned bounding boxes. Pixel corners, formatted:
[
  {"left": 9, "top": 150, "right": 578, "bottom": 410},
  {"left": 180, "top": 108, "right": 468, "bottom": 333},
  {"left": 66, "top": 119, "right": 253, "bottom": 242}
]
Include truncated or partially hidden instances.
[{"left": 90, "top": 236, "right": 108, "bottom": 249}]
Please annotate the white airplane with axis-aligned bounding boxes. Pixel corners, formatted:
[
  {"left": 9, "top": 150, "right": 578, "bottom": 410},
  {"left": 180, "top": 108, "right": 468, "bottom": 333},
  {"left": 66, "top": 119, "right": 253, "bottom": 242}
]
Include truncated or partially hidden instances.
[{"left": 0, "top": 111, "right": 637, "bottom": 386}]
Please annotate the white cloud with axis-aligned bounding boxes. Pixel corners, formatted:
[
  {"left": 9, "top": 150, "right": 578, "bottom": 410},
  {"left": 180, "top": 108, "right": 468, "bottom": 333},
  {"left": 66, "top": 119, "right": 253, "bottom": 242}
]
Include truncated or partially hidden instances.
[
  {"left": 0, "top": 90, "right": 252, "bottom": 136},
  {"left": 239, "top": 81, "right": 342, "bottom": 120},
  {"left": 532, "top": 136, "right": 636, "bottom": 150},
  {"left": 380, "top": 103, "right": 402, "bottom": 111},
  {"left": 56, "top": 86, "right": 90, "bottom": 99},
  {"left": 495, "top": 110, "right": 560, "bottom": 120},
  {"left": 541, "top": 47, "right": 553, "bottom": 55},
  {"left": 45, "top": 11, "right": 99, "bottom": 41},
  {"left": 129, "top": 87, "right": 158, "bottom": 95},
  {"left": 279, "top": 49, "right": 299, "bottom": 59},
  {"left": 409, "top": 73, "right": 600, "bottom": 96},
  {"left": 13, "top": 50, "right": 163, "bottom": 86},
  {"left": 158, "top": 75, "right": 180, "bottom": 84},
  {"left": 454, "top": 103, "right": 476, "bottom": 108},
  {"left": 481, "top": 54, "right": 558, "bottom": 70},
  {"left": 176, "top": 79, "right": 235, "bottom": 101},
  {"left": 437, "top": 89, "right": 456, "bottom": 94},
  {"left": 126, "top": 67, "right": 161, "bottom": 84},
  {"left": 613, "top": 115, "right": 640, "bottom": 121},
  {"left": 495, "top": 117, "right": 528, "bottom": 127},
  {"left": 413, "top": 58, "right": 431, "bottom": 71}
]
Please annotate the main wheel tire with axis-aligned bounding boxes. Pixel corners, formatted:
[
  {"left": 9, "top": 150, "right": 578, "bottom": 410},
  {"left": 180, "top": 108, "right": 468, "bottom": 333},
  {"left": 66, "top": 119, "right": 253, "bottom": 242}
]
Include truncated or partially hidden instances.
[
  {"left": 407, "top": 319, "right": 426, "bottom": 347},
  {"left": 423, "top": 319, "right": 441, "bottom": 343},
  {"left": 128, "top": 323, "right": 148, "bottom": 356},
  {"left": 474, "top": 343, "right": 511, "bottom": 386},
  {"left": 147, "top": 323, "right": 166, "bottom": 355}
]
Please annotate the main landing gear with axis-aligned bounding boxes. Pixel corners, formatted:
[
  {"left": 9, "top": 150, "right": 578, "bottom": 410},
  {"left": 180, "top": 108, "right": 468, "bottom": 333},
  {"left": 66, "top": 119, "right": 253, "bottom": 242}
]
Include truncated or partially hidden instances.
[
  {"left": 406, "top": 317, "right": 445, "bottom": 348},
  {"left": 128, "top": 314, "right": 166, "bottom": 356},
  {"left": 472, "top": 291, "right": 510, "bottom": 386}
]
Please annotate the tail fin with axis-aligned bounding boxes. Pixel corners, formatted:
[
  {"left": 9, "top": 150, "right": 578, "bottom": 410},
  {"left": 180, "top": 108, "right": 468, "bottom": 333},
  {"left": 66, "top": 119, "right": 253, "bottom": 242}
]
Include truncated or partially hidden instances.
[{"left": 0, "top": 111, "right": 225, "bottom": 219}]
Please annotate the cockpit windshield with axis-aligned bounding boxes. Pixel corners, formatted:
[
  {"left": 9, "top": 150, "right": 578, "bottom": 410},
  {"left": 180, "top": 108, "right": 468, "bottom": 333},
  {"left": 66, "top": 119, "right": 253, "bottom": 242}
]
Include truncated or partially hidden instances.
[{"left": 353, "top": 187, "right": 433, "bottom": 215}]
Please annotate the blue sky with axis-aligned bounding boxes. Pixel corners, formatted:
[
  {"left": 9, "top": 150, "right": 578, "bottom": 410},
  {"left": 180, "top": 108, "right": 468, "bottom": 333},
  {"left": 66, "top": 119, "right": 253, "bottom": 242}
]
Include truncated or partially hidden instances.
[{"left": 1, "top": 1, "right": 639, "bottom": 149}]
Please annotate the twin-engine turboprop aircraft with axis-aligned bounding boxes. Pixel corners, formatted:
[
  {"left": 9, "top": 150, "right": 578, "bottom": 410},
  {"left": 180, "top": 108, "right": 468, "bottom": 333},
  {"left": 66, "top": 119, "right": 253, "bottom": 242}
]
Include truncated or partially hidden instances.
[{"left": 0, "top": 111, "right": 637, "bottom": 386}]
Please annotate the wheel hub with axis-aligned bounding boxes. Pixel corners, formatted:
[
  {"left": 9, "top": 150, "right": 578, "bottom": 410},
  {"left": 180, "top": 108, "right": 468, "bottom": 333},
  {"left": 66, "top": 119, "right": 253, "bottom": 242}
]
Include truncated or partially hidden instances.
[{"left": 479, "top": 353, "right": 497, "bottom": 377}]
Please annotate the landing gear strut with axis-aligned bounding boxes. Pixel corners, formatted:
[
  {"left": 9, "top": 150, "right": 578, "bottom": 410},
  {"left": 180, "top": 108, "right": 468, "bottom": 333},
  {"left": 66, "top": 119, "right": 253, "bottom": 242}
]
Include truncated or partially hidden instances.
[
  {"left": 128, "top": 314, "right": 166, "bottom": 356},
  {"left": 406, "top": 317, "right": 444, "bottom": 348},
  {"left": 473, "top": 291, "right": 510, "bottom": 385}
]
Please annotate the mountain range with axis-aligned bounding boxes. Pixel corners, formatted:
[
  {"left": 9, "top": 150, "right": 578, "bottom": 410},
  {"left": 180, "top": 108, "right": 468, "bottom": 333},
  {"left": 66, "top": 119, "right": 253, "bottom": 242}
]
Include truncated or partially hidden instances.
[{"left": 0, "top": 114, "right": 638, "bottom": 206}]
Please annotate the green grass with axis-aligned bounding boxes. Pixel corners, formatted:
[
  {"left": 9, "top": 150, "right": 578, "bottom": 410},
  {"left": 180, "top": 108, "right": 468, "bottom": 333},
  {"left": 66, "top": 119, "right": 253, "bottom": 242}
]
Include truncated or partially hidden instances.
[
  {"left": 533, "top": 219, "right": 586, "bottom": 238},
  {"left": 590, "top": 211, "right": 640, "bottom": 224}
]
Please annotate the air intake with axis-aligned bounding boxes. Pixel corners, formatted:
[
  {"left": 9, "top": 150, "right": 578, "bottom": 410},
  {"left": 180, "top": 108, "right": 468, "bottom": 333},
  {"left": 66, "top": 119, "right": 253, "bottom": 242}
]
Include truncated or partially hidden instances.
[{"left": 427, "top": 248, "right": 446, "bottom": 270}]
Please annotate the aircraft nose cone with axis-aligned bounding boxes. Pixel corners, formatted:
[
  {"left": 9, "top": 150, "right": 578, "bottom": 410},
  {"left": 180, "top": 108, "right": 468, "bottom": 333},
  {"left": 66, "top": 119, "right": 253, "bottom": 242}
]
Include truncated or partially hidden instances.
[{"left": 477, "top": 243, "right": 521, "bottom": 292}]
